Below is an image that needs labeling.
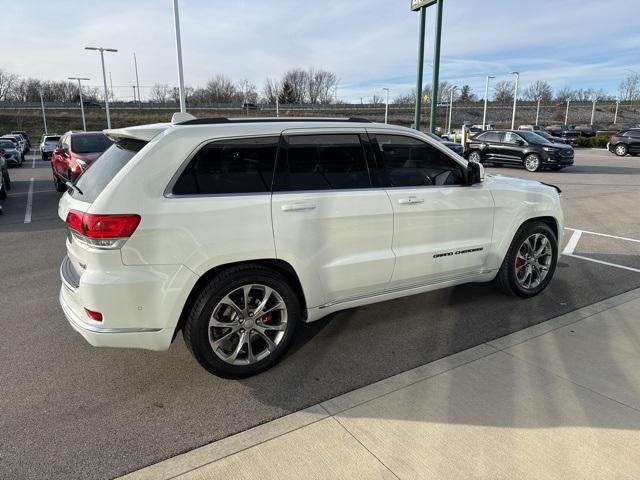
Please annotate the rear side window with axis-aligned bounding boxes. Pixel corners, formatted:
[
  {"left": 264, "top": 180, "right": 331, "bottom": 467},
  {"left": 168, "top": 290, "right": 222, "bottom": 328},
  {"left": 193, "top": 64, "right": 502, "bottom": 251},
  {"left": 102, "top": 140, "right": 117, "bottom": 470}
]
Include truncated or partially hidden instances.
[
  {"left": 273, "top": 134, "right": 370, "bottom": 191},
  {"left": 172, "top": 136, "right": 278, "bottom": 195},
  {"left": 478, "top": 131, "right": 501, "bottom": 142},
  {"left": 74, "top": 138, "right": 147, "bottom": 203}
]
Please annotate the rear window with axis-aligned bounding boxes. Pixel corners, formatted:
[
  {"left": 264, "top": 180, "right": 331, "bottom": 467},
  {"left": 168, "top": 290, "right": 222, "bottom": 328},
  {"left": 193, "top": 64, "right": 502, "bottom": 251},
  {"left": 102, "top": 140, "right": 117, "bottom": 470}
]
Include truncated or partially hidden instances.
[
  {"left": 45, "top": 136, "right": 60, "bottom": 142},
  {"left": 71, "top": 133, "right": 113, "bottom": 154},
  {"left": 73, "top": 138, "right": 147, "bottom": 203}
]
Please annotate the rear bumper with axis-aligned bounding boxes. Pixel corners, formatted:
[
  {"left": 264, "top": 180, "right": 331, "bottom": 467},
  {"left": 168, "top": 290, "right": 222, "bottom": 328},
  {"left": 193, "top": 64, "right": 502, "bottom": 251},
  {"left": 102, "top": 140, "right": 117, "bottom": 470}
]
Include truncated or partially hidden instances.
[
  {"left": 58, "top": 253, "right": 199, "bottom": 351},
  {"left": 60, "top": 286, "right": 174, "bottom": 350}
]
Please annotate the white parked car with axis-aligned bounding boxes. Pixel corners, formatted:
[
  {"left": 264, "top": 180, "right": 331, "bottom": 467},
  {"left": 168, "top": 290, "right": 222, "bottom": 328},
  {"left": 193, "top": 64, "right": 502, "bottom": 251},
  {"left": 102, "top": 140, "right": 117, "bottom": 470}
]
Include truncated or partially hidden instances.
[
  {"left": 58, "top": 115, "right": 563, "bottom": 377},
  {"left": 40, "top": 134, "right": 61, "bottom": 160}
]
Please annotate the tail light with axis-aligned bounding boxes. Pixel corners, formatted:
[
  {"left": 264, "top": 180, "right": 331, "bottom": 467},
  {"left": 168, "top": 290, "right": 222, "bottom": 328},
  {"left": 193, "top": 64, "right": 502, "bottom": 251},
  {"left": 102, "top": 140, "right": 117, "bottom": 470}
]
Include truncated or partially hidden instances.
[
  {"left": 84, "top": 308, "right": 103, "bottom": 322},
  {"left": 66, "top": 210, "right": 140, "bottom": 249}
]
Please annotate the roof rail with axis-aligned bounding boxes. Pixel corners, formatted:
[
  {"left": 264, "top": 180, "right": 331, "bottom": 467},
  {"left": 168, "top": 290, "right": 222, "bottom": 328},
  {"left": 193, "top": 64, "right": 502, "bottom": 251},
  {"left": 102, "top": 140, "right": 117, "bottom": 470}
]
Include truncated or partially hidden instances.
[{"left": 176, "top": 117, "right": 372, "bottom": 126}]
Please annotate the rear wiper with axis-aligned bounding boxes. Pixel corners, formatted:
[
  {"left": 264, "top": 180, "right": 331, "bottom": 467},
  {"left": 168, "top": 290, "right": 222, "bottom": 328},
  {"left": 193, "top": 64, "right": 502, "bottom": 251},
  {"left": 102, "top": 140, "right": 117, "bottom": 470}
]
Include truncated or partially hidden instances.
[{"left": 65, "top": 181, "right": 84, "bottom": 196}]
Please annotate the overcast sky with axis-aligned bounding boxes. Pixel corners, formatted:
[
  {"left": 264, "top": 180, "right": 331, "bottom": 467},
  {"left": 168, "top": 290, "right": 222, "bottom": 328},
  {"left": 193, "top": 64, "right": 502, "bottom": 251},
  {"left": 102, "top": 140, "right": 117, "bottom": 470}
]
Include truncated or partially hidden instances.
[{"left": 5, "top": 0, "right": 640, "bottom": 102}]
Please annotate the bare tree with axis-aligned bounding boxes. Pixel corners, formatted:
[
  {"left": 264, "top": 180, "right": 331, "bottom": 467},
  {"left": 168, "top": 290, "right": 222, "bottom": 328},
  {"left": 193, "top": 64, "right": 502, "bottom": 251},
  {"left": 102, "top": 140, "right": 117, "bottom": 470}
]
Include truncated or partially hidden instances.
[
  {"left": 306, "top": 68, "right": 338, "bottom": 104},
  {"left": 555, "top": 86, "right": 575, "bottom": 102},
  {"left": 262, "top": 77, "right": 282, "bottom": 104},
  {"left": 522, "top": 80, "right": 553, "bottom": 102},
  {"left": 0, "top": 69, "right": 19, "bottom": 100},
  {"left": 281, "top": 69, "right": 307, "bottom": 103},
  {"left": 392, "top": 91, "right": 415, "bottom": 104},
  {"left": 237, "top": 78, "right": 258, "bottom": 104},
  {"left": 150, "top": 83, "right": 170, "bottom": 104},
  {"left": 458, "top": 84, "right": 477, "bottom": 103},
  {"left": 204, "top": 74, "right": 237, "bottom": 103},
  {"left": 619, "top": 73, "right": 640, "bottom": 102},
  {"left": 493, "top": 80, "right": 515, "bottom": 103},
  {"left": 370, "top": 94, "right": 383, "bottom": 105}
]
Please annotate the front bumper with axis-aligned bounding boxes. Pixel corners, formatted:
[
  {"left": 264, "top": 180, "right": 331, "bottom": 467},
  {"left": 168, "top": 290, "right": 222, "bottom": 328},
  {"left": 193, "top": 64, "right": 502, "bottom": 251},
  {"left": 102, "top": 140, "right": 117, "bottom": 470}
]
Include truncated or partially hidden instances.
[{"left": 543, "top": 150, "right": 574, "bottom": 166}]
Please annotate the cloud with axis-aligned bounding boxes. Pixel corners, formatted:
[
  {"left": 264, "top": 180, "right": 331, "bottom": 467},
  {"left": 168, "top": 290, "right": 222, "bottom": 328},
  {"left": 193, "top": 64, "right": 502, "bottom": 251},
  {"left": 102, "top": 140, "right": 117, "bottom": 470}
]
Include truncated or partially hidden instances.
[{"left": 5, "top": 0, "right": 640, "bottom": 102}]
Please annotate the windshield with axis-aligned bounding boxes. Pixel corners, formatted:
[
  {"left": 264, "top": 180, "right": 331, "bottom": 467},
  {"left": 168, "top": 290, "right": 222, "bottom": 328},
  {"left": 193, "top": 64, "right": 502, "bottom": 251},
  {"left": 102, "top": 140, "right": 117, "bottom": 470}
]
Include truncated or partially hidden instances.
[
  {"left": 0, "top": 140, "right": 15, "bottom": 149},
  {"left": 518, "top": 131, "right": 551, "bottom": 144},
  {"left": 424, "top": 132, "right": 445, "bottom": 142},
  {"left": 71, "top": 134, "right": 113, "bottom": 154},
  {"left": 74, "top": 138, "right": 147, "bottom": 203}
]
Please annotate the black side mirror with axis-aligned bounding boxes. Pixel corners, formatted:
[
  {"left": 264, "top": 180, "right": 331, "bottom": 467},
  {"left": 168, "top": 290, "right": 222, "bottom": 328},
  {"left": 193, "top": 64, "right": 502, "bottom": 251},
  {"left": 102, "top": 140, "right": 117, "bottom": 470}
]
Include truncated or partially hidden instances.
[
  {"left": 516, "top": 139, "right": 525, "bottom": 146},
  {"left": 466, "top": 161, "right": 484, "bottom": 185},
  {"left": 0, "top": 149, "right": 5, "bottom": 157}
]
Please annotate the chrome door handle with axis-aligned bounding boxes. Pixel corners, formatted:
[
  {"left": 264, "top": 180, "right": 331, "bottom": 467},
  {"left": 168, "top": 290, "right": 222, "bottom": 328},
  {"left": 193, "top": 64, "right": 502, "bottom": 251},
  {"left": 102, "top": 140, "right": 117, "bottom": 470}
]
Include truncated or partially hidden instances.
[
  {"left": 281, "top": 202, "right": 317, "bottom": 211},
  {"left": 398, "top": 197, "right": 424, "bottom": 205}
]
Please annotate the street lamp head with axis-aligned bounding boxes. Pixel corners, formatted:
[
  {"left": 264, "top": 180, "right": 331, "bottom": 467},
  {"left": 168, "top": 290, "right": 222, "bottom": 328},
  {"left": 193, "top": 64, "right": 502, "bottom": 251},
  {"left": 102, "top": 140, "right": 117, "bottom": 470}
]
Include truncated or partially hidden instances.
[
  {"left": 104, "top": 48, "right": 118, "bottom": 52},
  {"left": 85, "top": 47, "right": 99, "bottom": 51},
  {"left": 488, "top": 75, "right": 495, "bottom": 79}
]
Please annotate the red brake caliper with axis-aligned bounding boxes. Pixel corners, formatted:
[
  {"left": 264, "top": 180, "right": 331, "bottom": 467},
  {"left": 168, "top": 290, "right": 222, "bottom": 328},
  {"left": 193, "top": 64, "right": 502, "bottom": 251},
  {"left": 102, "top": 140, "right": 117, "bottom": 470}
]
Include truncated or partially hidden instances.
[{"left": 262, "top": 313, "right": 274, "bottom": 325}]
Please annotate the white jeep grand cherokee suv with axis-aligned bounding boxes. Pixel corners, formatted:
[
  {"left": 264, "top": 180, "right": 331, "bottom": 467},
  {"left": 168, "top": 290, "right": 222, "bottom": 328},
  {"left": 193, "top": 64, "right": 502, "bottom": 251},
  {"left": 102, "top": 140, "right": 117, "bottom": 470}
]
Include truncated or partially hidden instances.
[{"left": 58, "top": 115, "right": 563, "bottom": 377}]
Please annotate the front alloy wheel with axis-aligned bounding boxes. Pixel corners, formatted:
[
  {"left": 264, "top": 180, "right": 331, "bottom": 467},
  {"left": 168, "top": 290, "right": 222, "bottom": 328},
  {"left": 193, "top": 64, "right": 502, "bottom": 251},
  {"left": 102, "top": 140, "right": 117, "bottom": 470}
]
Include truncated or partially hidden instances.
[
  {"left": 468, "top": 151, "right": 482, "bottom": 163},
  {"left": 524, "top": 154, "right": 542, "bottom": 172},
  {"left": 496, "top": 221, "right": 558, "bottom": 298},
  {"left": 614, "top": 144, "right": 628, "bottom": 156}
]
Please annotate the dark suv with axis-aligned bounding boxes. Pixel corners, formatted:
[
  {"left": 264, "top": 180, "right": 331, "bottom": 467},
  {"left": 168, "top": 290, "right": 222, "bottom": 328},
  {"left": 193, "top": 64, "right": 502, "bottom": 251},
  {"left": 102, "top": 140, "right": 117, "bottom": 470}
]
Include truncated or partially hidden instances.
[
  {"left": 608, "top": 129, "right": 640, "bottom": 156},
  {"left": 466, "top": 130, "right": 574, "bottom": 172}
]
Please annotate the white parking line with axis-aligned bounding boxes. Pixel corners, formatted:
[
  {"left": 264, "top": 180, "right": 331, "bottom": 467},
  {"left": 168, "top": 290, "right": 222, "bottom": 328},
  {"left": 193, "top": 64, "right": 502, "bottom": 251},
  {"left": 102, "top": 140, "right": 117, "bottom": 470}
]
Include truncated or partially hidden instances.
[
  {"left": 562, "top": 229, "right": 582, "bottom": 255},
  {"left": 24, "top": 178, "right": 34, "bottom": 223},
  {"left": 565, "top": 227, "right": 640, "bottom": 244},
  {"left": 565, "top": 253, "right": 640, "bottom": 273},
  {"left": 563, "top": 227, "right": 640, "bottom": 274},
  {"left": 31, "top": 156, "right": 35, "bottom": 168}
]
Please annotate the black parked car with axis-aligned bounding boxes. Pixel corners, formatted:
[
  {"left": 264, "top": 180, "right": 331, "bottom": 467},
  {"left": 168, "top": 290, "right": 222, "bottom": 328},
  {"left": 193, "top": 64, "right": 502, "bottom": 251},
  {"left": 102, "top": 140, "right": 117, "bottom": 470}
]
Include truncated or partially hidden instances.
[
  {"left": 607, "top": 129, "right": 640, "bottom": 157},
  {"left": 424, "top": 132, "right": 464, "bottom": 155},
  {"left": 574, "top": 124, "right": 601, "bottom": 137},
  {"left": 466, "top": 130, "right": 574, "bottom": 172},
  {"left": 535, "top": 130, "right": 570, "bottom": 145}
]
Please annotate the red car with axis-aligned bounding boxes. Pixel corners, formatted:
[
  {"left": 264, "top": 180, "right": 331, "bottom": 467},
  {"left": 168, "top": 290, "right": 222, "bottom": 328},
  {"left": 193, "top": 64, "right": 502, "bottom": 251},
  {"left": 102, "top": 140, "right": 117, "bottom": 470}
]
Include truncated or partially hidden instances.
[{"left": 51, "top": 131, "right": 113, "bottom": 191}]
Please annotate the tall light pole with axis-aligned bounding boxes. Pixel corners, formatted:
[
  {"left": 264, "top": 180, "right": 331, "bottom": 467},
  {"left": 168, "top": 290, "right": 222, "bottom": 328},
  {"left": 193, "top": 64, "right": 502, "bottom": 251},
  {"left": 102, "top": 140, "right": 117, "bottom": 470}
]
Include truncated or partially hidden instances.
[
  {"left": 172, "top": 0, "right": 186, "bottom": 113},
  {"left": 614, "top": 100, "right": 620, "bottom": 124},
  {"left": 38, "top": 91, "right": 47, "bottom": 135},
  {"left": 109, "top": 71, "right": 114, "bottom": 101},
  {"left": 535, "top": 96, "right": 541, "bottom": 126},
  {"left": 565, "top": 99, "right": 570, "bottom": 126},
  {"left": 482, "top": 75, "right": 494, "bottom": 130},
  {"left": 447, "top": 86, "right": 457, "bottom": 134},
  {"left": 68, "top": 77, "right": 90, "bottom": 131},
  {"left": 133, "top": 52, "right": 142, "bottom": 109},
  {"left": 383, "top": 87, "right": 390, "bottom": 124},
  {"left": 510, "top": 71, "right": 519, "bottom": 130},
  {"left": 590, "top": 96, "right": 597, "bottom": 125},
  {"left": 85, "top": 46, "right": 118, "bottom": 128},
  {"left": 131, "top": 86, "right": 137, "bottom": 104}
]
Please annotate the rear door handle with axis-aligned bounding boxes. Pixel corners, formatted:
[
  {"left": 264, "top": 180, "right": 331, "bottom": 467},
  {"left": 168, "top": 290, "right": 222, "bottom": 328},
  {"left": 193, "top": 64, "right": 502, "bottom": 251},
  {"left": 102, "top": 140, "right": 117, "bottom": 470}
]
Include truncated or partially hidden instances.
[
  {"left": 398, "top": 197, "right": 424, "bottom": 205},
  {"left": 281, "top": 202, "right": 317, "bottom": 212}
]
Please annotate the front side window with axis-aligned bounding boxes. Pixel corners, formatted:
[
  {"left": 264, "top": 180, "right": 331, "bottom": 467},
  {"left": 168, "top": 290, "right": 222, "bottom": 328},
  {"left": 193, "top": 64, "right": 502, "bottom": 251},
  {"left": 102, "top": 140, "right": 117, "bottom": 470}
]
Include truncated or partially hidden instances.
[
  {"left": 172, "top": 136, "right": 278, "bottom": 195},
  {"left": 503, "top": 132, "right": 523, "bottom": 144},
  {"left": 273, "top": 134, "right": 370, "bottom": 191},
  {"left": 374, "top": 134, "right": 465, "bottom": 187}
]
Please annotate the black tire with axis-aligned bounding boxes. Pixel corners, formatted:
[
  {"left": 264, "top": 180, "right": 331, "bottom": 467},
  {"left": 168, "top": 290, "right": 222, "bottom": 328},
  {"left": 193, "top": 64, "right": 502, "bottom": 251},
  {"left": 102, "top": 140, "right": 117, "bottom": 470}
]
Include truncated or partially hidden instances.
[
  {"left": 495, "top": 221, "right": 558, "bottom": 298},
  {"left": 493, "top": 162, "right": 503, "bottom": 167},
  {"left": 53, "top": 170, "right": 67, "bottom": 192},
  {"left": 3, "top": 168, "right": 10, "bottom": 190},
  {"left": 467, "top": 150, "right": 482, "bottom": 163},
  {"left": 523, "top": 153, "right": 542, "bottom": 172},
  {"left": 0, "top": 174, "right": 7, "bottom": 200},
  {"left": 614, "top": 144, "right": 628, "bottom": 157},
  {"left": 548, "top": 166, "right": 563, "bottom": 171},
  {"left": 183, "top": 264, "right": 301, "bottom": 377}
]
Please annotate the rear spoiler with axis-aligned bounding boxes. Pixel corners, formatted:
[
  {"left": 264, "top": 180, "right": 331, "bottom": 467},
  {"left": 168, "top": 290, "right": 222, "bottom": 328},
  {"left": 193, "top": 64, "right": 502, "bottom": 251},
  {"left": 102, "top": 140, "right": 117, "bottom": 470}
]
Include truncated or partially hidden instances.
[{"left": 104, "top": 122, "right": 170, "bottom": 142}]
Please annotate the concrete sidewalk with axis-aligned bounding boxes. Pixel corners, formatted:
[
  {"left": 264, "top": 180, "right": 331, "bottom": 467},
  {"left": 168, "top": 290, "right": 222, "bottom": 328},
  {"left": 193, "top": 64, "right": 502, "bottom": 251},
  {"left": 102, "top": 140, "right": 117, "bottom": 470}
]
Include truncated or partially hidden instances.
[{"left": 121, "top": 288, "right": 640, "bottom": 480}]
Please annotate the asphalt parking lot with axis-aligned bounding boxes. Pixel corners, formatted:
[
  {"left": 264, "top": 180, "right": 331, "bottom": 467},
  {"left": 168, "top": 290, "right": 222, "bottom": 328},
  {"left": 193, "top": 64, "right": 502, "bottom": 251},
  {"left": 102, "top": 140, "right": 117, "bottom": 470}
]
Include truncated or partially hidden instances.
[{"left": 1, "top": 149, "right": 639, "bottom": 480}]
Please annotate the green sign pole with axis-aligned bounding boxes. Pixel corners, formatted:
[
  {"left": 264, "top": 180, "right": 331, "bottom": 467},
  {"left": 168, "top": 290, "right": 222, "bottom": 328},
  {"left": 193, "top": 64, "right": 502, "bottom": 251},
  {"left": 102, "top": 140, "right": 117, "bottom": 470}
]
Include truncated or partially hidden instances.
[
  {"left": 429, "top": 0, "right": 443, "bottom": 133},
  {"left": 413, "top": 6, "right": 426, "bottom": 131}
]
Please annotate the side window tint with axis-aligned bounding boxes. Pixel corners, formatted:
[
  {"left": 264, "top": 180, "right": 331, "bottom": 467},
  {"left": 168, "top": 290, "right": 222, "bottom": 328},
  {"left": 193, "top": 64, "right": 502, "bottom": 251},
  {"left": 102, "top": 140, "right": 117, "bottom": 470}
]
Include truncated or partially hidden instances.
[
  {"left": 484, "top": 132, "right": 501, "bottom": 142},
  {"left": 375, "top": 135, "right": 465, "bottom": 187},
  {"left": 273, "top": 134, "right": 370, "bottom": 191},
  {"left": 172, "top": 136, "right": 278, "bottom": 195},
  {"left": 503, "top": 132, "right": 521, "bottom": 144}
]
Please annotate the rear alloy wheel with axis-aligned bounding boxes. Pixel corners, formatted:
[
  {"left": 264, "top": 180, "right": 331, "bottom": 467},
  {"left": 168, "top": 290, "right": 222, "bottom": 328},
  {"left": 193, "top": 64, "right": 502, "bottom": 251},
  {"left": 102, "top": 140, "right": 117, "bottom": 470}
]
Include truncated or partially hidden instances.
[
  {"left": 468, "top": 150, "right": 482, "bottom": 163},
  {"left": 614, "top": 144, "right": 628, "bottom": 157},
  {"left": 496, "top": 221, "right": 558, "bottom": 298},
  {"left": 183, "top": 265, "right": 300, "bottom": 377},
  {"left": 524, "top": 153, "right": 542, "bottom": 172}
]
